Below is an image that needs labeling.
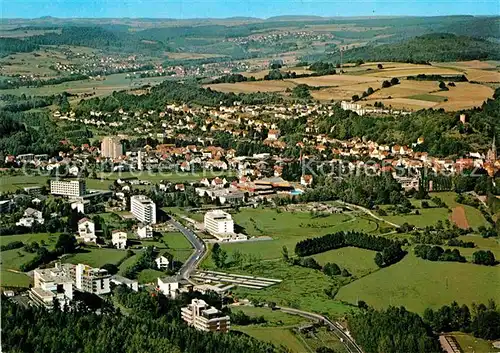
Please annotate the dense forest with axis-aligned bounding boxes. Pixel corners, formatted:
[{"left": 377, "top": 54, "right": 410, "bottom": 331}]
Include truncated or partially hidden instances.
[
  {"left": 1, "top": 288, "right": 280, "bottom": 353},
  {"left": 423, "top": 300, "right": 500, "bottom": 340},
  {"left": 341, "top": 33, "right": 500, "bottom": 63},
  {"left": 348, "top": 306, "right": 441, "bottom": 353}
]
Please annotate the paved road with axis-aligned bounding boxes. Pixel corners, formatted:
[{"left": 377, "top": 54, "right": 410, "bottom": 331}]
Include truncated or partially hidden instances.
[
  {"left": 168, "top": 217, "right": 206, "bottom": 280},
  {"left": 337, "top": 200, "right": 401, "bottom": 228},
  {"left": 279, "top": 306, "right": 364, "bottom": 353},
  {"left": 172, "top": 215, "right": 364, "bottom": 352}
]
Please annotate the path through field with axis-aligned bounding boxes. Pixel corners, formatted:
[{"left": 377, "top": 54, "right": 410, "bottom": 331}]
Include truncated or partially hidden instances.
[{"left": 450, "top": 206, "right": 470, "bottom": 229}]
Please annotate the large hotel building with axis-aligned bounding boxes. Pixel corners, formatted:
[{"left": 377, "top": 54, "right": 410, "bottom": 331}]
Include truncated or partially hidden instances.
[
  {"left": 181, "top": 299, "right": 230, "bottom": 333},
  {"left": 50, "top": 180, "right": 86, "bottom": 197},
  {"left": 130, "top": 195, "right": 157, "bottom": 224}
]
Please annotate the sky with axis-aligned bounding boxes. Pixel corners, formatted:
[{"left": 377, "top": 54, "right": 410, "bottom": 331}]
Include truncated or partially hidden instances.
[{"left": 2, "top": 0, "right": 498, "bottom": 19}]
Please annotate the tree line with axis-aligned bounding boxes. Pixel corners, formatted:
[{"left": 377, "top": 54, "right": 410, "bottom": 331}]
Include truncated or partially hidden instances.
[
  {"left": 295, "top": 231, "right": 406, "bottom": 268},
  {"left": 1, "top": 286, "right": 280, "bottom": 353}
]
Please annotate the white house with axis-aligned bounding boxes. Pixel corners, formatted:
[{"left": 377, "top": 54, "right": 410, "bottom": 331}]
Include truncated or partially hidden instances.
[
  {"left": 111, "top": 230, "right": 128, "bottom": 249},
  {"left": 16, "top": 207, "right": 44, "bottom": 227},
  {"left": 77, "top": 218, "right": 97, "bottom": 243},
  {"left": 137, "top": 223, "right": 153, "bottom": 239},
  {"left": 155, "top": 252, "right": 172, "bottom": 270},
  {"left": 157, "top": 276, "right": 179, "bottom": 298}
]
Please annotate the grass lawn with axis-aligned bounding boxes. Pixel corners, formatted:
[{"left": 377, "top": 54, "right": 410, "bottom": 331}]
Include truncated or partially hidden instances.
[
  {"left": 431, "top": 192, "right": 489, "bottom": 230},
  {"left": 0, "top": 270, "right": 32, "bottom": 288},
  {"left": 230, "top": 261, "right": 356, "bottom": 318},
  {"left": 201, "top": 208, "right": 381, "bottom": 264},
  {"left": 451, "top": 332, "right": 495, "bottom": 353},
  {"left": 118, "top": 254, "right": 138, "bottom": 274},
  {"left": 136, "top": 232, "right": 193, "bottom": 263},
  {"left": 312, "top": 247, "right": 379, "bottom": 277},
  {"left": 231, "top": 306, "right": 308, "bottom": 326},
  {"left": 0, "top": 233, "right": 59, "bottom": 249},
  {"left": 62, "top": 248, "right": 129, "bottom": 268},
  {"left": 137, "top": 269, "right": 165, "bottom": 284},
  {"left": 235, "top": 326, "right": 309, "bottom": 353},
  {"left": 336, "top": 252, "right": 500, "bottom": 314},
  {"left": 0, "top": 248, "right": 38, "bottom": 287},
  {"left": 380, "top": 206, "right": 450, "bottom": 228},
  {"left": 0, "top": 175, "right": 50, "bottom": 193}
]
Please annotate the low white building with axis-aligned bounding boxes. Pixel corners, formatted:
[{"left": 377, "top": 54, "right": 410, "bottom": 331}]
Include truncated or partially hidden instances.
[
  {"left": 77, "top": 218, "right": 97, "bottom": 243},
  {"left": 112, "top": 230, "right": 128, "bottom": 249},
  {"left": 136, "top": 223, "right": 153, "bottom": 239},
  {"left": 157, "top": 276, "right": 179, "bottom": 298},
  {"left": 111, "top": 274, "right": 139, "bottom": 292}
]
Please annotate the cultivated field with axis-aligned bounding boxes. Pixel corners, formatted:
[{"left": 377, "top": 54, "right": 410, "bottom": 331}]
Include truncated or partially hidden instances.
[
  {"left": 336, "top": 252, "right": 500, "bottom": 314},
  {"left": 204, "top": 61, "right": 496, "bottom": 111},
  {"left": 204, "top": 80, "right": 295, "bottom": 93}
]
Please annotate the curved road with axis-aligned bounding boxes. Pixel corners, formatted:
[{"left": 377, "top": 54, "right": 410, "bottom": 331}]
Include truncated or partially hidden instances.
[
  {"left": 279, "top": 306, "right": 363, "bottom": 353},
  {"left": 168, "top": 217, "right": 205, "bottom": 279},
  {"left": 171, "top": 215, "right": 364, "bottom": 352}
]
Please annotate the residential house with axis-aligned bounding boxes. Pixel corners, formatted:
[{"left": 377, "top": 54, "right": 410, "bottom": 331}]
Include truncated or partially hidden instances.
[
  {"left": 77, "top": 218, "right": 97, "bottom": 243},
  {"left": 112, "top": 230, "right": 128, "bottom": 249},
  {"left": 155, "top": 251, "right": 172, "bottom": 270}
]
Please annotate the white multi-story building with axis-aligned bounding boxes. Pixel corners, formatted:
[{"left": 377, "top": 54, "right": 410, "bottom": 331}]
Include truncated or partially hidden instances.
[
  {"left": 157, "top": 277, "right": 179, "bottom": 298},
  {"left": 101, "top": 136, "right": 123, "bottom": 159},
  {"left": 130, "top": 195, "right": 156, "bottom": 224},
  {"left": 30, "top": 263, "right": 74, "bottom": 309},
  {"left": 50, "top": 180, "right": 86, "bottom": 197},
  {"left": 112, "top": 230, "right": 128, "bottom": 249},
  {"left": 340, "top": 101, "right": 366, "bottom": 116},
  {"left": 77, "top": 218, "right": 97, "bottom": 243},
  {"left": 181, "top": 299, "right": 230, "bottom": 333},
  {"left": 204, "top": 210, "right": 234, "bottom": 239},
  {"left": 136, "top": 223, "right": 153, "bottom": 239},
  {"left": 72, "top": 263, "right": 111, "bottom": 295}
]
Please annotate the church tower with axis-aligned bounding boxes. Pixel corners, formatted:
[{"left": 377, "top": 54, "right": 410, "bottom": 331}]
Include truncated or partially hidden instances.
[{"left": 487, "top": 136, "right": 497, "bottom": 161}]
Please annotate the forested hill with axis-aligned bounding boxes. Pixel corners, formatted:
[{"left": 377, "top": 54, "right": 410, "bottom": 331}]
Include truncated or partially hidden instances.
[
  {"left": 343, "top": 33, "right": 500, "bottom": 63},
  {"left": 0, "top": 27, "right": 168, "bottom": 56}
]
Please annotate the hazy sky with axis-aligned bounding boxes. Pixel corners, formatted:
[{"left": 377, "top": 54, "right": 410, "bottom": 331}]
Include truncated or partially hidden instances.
[{"left": 2, "top": 0, "right": 498, "bottom": 19}]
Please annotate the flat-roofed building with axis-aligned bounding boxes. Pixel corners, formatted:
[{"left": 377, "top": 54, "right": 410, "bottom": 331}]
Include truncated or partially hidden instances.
[
  {"left": 157, "top": 276, "right": 179, "bottom": 298},
  {"left": 30, "top": 263, "right": 74, "bottom": 309},
  {"left": 50, "top": 180, "right": 86, "bottom": 197},
  {"left": 204, "top": 210, "right": 234, "bottom": 238},
  {"left": 181, "top": 299, "right": 230, "bottom": 333},
  {"left": 111, "top": 274, "right": 139, "bottom": 292},
  {"left": 71, "top": 263, "right": 111, "bottom": 295},
  {"left": 130, "top": 195, "right": 156, "bottom": 224}
]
